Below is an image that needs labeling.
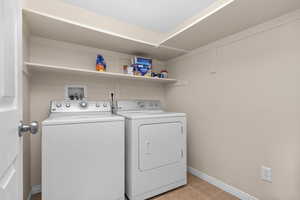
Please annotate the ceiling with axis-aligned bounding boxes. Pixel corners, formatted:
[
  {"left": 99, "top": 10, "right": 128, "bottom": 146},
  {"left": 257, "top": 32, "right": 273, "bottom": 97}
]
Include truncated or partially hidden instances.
[
  {"left": 62, "top": 0, "right": 218, "bottom": 33},
  {"left": 162, "top": 0, "right": 300, "bottom": 50},
  {"left": 23, "top": 9, "right": 186, "bottom": 61},
  {"left": 25, "top": 0, "right": 300, "bottom": 60}
]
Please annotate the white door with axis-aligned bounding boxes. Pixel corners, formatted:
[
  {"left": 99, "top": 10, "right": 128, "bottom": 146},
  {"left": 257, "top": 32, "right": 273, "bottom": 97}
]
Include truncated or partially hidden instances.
[{"left": 0, "top": 0, "right": 22, "bottom": 200}]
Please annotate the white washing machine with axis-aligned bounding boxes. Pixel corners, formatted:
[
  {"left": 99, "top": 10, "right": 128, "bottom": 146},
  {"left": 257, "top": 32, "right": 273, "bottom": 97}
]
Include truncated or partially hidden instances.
[
  {"left": 42, "top": 100, "right": 125, "bottom": 200},
  {"left": 116, "top": 100, "right": 187, "bottom": 200}
]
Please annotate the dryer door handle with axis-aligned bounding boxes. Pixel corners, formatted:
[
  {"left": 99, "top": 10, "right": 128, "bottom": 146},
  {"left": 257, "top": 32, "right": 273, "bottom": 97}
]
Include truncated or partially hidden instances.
[{"left": 145, "top": 141, "right": 151, "bottom": 155}]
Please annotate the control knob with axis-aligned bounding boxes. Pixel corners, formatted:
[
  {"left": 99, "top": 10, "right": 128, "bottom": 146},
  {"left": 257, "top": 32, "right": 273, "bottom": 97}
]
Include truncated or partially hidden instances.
[
  {"left": 79, "top": 101, "right": 88, "bottom": 108},
  {"left": 56, "top": 103, "right": 62, "bottom": 108}
]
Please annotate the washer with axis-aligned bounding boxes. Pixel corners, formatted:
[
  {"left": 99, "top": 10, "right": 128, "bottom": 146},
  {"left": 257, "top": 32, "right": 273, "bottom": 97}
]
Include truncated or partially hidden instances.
[
  {"left": 42, "top": 100, "right": 125, "bottom": 200},
  {"left": 116, "top": 100, "right": 187, "bottom": 200}
]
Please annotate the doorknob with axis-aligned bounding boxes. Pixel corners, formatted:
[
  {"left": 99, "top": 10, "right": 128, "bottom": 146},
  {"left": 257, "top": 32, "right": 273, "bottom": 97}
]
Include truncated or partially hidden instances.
[{"left": 19, "top": 121, "right": 39, "bottom": 137}]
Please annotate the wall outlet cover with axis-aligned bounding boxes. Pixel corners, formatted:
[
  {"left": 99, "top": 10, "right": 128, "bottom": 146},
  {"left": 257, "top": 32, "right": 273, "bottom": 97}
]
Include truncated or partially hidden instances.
[{"left": 261, "top": 166, "right": 272, "bottom": 183}]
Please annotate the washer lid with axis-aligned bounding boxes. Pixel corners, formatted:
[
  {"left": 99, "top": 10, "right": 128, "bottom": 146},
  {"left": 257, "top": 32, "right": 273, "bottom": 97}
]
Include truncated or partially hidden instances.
[
  {"left": 42, "top": 112, "right": 124, "bottom": 126},
  {"left": 117, "top": 111, "right": 186, "bottom": 120}
]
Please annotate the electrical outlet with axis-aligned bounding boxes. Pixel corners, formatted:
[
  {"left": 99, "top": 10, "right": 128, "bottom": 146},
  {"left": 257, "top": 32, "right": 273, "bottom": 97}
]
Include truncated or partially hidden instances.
[{"left": 261, "top": 166, "right": 272, "bottom": 182}]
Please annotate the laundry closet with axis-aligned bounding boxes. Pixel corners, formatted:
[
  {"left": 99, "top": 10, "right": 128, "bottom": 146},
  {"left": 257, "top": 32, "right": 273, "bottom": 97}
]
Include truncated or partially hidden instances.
[
  {"left": 22, "top": 17, "right": 170, "bottom": 200},
  {"left": 16, "top": 0, "right": 300, "bottom": 200},
  {"left": 22, "top": 1, "right": 185, "bottom": 199}
]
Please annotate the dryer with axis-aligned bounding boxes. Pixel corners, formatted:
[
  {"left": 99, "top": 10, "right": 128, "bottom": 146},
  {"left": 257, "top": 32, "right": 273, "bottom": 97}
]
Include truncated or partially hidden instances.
[
  {"left": 116, "top": 100, "right": 187, "bottom": 200},
  {"left": 42, "top": 100, "right": 125, "bottom": 200}
]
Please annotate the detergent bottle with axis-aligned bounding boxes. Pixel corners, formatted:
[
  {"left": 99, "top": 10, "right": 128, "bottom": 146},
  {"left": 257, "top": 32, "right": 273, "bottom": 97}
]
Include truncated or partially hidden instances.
[{"left": 96, "top": 54, "right": 107, "bottom": 72}]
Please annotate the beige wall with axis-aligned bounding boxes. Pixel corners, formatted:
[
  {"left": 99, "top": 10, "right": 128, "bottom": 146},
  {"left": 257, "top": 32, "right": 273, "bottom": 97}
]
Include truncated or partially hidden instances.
[
  {"left": 166, "top": 12, "right": 300, "bottom": 200},
  {"left": 28, "top": 37, "right": 167, "bottom": 186}
]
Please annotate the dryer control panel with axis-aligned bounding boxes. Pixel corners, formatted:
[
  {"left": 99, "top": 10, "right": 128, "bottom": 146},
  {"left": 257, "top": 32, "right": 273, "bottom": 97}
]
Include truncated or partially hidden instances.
[
  {"left": 116, "top": 100, "right": 161, "bottom": 111},
  {"left": 50, "top": 100, "right": 111, "bottom": 113}
]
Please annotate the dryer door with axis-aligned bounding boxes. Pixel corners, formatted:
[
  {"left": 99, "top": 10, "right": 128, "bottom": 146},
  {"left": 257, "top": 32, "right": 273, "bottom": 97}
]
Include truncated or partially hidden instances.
[{"left": 139, "top": 122, "right": 183, "bottom": 171}]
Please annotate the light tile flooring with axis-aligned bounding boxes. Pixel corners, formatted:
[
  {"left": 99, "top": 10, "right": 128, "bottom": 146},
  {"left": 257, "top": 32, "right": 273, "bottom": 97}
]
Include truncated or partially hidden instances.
[{"left": 31, "top": 174, "right": 239, "bottom": 200}]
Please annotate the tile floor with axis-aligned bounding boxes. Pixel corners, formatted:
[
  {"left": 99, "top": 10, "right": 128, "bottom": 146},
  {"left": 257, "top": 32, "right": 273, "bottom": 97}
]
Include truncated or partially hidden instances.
[{"left": 31, "top": 174, "right": 239, "bottom": 200}]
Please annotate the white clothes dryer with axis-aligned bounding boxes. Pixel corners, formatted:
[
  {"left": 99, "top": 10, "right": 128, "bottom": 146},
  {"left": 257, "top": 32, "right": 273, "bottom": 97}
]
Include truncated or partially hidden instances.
[{"left": 116, "top": 100, "right": 187, "bottom": 200}]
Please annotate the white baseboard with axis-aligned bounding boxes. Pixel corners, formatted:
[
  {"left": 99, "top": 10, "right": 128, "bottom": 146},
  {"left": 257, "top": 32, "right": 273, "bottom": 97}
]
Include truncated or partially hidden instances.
[
  {"left": 188, "top": 167, "right": 259, "bottom": 200},
  {"left": 26, "top": 184, "right": 41, "bottom": 200}
]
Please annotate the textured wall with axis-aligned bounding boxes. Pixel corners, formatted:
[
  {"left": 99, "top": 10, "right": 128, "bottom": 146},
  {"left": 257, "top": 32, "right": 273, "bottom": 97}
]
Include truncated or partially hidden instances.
[{"left": 166, "top": 12, "right": 300, "bottom": 200}]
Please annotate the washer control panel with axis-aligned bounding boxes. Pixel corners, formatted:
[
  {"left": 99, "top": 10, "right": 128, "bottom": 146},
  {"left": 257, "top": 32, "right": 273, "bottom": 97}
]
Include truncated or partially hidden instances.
[{"left": 50, "top": 100, "right": 111, "bottom": 113}]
